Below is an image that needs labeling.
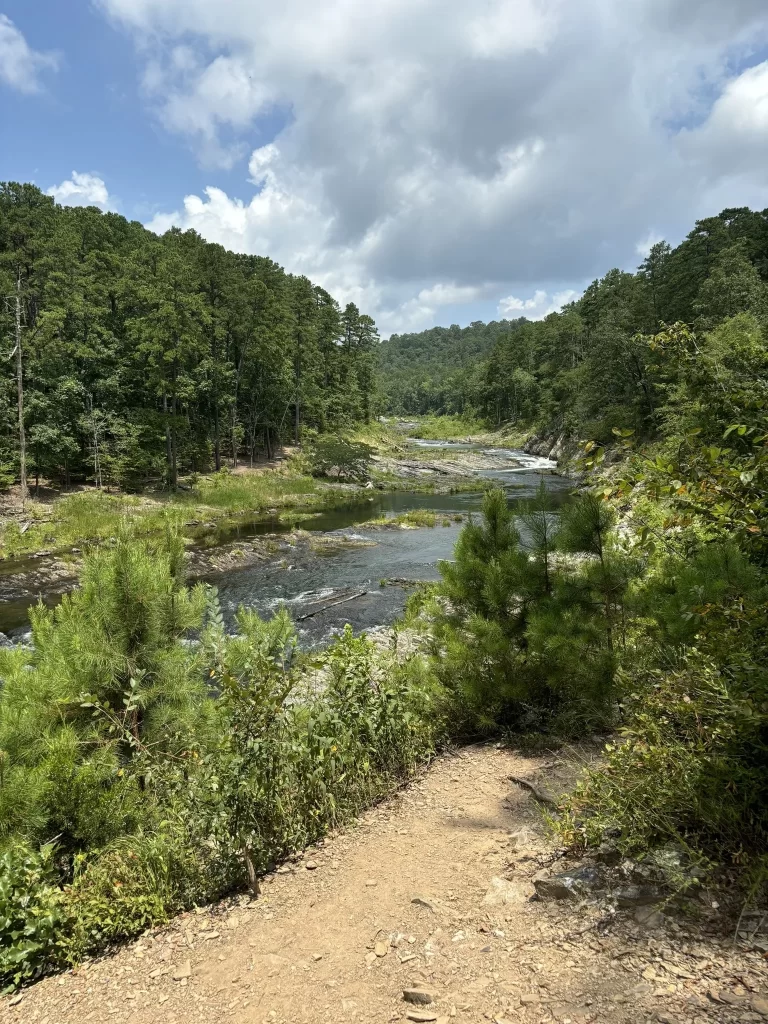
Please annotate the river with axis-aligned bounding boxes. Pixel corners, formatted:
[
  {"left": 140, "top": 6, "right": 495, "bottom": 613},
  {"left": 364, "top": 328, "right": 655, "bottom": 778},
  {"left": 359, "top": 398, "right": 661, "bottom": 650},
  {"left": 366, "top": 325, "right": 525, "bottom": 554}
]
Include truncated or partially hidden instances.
[
  {"left": 207, "top": 444, "right": 571, "bottom": 646},
  {"left": 0, "top": 444, "right": 571, "bottom": 646}
]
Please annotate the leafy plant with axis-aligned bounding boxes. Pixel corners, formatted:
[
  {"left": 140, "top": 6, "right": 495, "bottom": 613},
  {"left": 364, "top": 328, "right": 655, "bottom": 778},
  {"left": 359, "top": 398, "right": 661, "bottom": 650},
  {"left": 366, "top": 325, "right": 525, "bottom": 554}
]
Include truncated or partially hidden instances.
[
  {"left": 308, "top": 436, "right": 374, "bottom": 481},
  {"left": 0, "top": 844, "right": 70, "bottom": 990}
]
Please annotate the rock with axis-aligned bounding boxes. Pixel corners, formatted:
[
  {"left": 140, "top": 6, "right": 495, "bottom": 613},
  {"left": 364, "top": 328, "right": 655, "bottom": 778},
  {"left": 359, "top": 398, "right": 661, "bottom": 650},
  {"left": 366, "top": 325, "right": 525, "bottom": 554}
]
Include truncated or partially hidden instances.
[
  {"left": 534, "top": 866, "right": 602, "bottom": 901},
  {"left": 172, "top": 960, "right": 192, "bottom": 981},
  {"left": 634, "top": 906, "right": 664, "bottom": 929},
  {"left": 412, "top": 896, "right": 437, "bottom": 910},
  {"left": 753, "top": 997, "right": 768, "bottom": 1017},
  {"left": 630, "top": 983, "right": 654, "bottom": 997},
  {"left": 305, "top": 861, "right": 318, "bottom": 870},
  {"left": 594, "top": 842, "right": 622, "bottom": 867},
  {"left": 374, "top": 940, "right": 389, "bottom": 957},
  {"left": 0, "top": 632, "right": 15, "bottom": 649},
  {"left": 365, "top": 878, "right": 377, "bottom": 887},
  {"left": 406, "top": 1013, "right": 438, "bottom": 1023},
  {"left": 482, "top": 877, "right": 521, "bottom": 906},
  {"left": 404, "top": 989, "right": 436, "bottom": 1005},
  {"left": 8, "top": 994, "right": 23, "bottom": 1006},
  {"left": 718, "top": 991, "right": 745, "bottom": 1006},
  {"left": 616, "top": 884, "right": 663, "bottom": 908}
]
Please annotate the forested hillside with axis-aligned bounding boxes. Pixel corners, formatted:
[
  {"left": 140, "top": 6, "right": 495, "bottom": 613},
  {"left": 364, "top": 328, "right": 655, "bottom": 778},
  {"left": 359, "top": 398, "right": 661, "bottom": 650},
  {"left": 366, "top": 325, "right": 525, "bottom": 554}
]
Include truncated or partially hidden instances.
[
  {"left": 380, "top": 207, "right": 768, "bottom": 441},
  {"left": 0, "top": 183, "right": 378, "bottom": 494},
  {"left": 376, "top": 318, "right": 525, "bottom": 415}
]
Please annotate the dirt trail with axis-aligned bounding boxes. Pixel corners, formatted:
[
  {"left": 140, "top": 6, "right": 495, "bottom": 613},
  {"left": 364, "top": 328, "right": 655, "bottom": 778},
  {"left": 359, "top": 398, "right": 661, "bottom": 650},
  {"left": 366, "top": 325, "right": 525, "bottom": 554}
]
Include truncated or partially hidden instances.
[{"left": 7, "top": 745, "right": 767, "bottom": 1024}]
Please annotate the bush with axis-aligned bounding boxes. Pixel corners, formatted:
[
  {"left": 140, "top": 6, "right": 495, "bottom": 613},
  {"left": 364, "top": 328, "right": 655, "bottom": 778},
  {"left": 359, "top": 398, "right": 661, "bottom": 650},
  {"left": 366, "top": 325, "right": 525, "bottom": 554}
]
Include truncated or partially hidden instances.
[
  {"left": 0, "top": 844, "right": 70, "bottom": 990},
  {"left": 0, "top": 532, "right": 445, "bottom": 990},
  {"left": 426, "top": 486, "right": 628, "bottom": 735},
  {"left": 308, "top": 437, "right": 373, "bottom": 481}
]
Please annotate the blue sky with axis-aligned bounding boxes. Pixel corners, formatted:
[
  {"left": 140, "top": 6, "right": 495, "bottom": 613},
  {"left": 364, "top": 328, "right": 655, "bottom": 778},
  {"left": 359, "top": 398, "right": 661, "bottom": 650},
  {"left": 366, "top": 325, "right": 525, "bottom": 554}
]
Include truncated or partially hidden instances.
[
  {"left": 1, "top": 0, "right": 247, "bottom": 218},
  {"left": 2, "top": 0, "right": 768, "bottom": 335}
]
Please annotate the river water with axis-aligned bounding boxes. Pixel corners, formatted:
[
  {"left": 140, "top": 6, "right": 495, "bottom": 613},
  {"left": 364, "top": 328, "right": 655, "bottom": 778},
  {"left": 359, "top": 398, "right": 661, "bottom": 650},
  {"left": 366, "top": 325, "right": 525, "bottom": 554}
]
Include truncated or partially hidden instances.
[
  {"left": 208, "top": 445, "right": 571, "bottom": 647},
  {"left": 0, "top": 444, "right": 571, "bottom": 645}
]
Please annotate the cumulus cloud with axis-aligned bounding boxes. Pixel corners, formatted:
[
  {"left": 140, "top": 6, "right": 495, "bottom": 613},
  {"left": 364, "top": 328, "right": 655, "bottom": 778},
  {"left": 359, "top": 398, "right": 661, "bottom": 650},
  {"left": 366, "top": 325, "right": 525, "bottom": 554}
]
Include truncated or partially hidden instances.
[
  {"left": 98, "top": 0, "right": 768, "bottom": 333},
  {"left": 47, "top": 172, "right": 115, "bottom": 211},
  {"left": 498, "top": 289, "right": 580, "bottom": 320},
  {"left": 0, "top": 14, "right": 58, "bottom": 94}
]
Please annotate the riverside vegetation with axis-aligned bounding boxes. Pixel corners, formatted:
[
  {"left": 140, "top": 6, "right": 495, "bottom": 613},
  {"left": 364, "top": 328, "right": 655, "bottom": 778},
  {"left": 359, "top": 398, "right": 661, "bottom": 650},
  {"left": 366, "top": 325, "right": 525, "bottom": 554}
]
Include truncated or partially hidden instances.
[{"left": 1, "top": 198, "right": 768, "bottom": 991}]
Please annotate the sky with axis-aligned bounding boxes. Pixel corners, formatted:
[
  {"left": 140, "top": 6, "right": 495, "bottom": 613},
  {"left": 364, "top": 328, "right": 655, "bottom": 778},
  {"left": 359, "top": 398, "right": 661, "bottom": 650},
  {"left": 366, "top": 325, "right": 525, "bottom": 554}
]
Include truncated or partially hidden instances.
[{"left": 2, "top": 1, "right": 768, "bottom": 337}]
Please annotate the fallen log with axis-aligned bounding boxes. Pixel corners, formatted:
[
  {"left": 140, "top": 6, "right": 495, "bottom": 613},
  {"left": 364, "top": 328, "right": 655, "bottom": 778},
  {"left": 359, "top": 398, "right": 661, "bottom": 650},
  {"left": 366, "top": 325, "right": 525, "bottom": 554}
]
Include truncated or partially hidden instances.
[{"left": 297, "top": 590, "right": 368, "bottom": 621}]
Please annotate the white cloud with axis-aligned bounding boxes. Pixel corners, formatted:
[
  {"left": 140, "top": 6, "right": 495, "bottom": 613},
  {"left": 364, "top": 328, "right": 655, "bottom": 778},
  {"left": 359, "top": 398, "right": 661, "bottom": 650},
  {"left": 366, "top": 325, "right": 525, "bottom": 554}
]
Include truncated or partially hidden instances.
[
  {"left": 47, "top": 172, "right": 115, "bottom": 211},
  {"left": 498, "top": 289, "right": 580, "bottom": 320},
  {"left": 0, "top": 14, "right": 58, "bottom": 94},
  {"left": 635, "top": 232, "right": 664, "bottom": 259},
  {"left": 97, "top": 0, "right": 768, "bottom": 332},
  {"left": 680, "top": 61, "right": 768, "bottom": 183}
]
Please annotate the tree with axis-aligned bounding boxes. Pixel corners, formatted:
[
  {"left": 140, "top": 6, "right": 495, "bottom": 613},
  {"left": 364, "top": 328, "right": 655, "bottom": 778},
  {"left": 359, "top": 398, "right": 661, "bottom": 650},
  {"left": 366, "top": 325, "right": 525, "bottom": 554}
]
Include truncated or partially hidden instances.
[{"left": 693, "top": 240, "right": 767, "bottom": 326}]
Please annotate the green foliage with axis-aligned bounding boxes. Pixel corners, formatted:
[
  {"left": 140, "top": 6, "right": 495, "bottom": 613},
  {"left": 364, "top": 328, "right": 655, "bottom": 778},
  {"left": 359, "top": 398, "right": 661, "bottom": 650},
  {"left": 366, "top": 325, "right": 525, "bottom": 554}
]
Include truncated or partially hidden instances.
[
  {"left": 377, "top": 206, "right": 768, "bottom": 446},
  {"left": 308, "top": 436, "right": 374, "bottom": 481},
  {"left": 407, "top": 415, "right": 486, "bottom": 440},
  {"left": 190, "top": 467, "right": 320, "bottom": 511},
  {"left": 0, "top": 537, "right": 443, "bottom": 989},
  {"left": 0, "top": 524, "right": 211, "bottom": 853},
  {"left": 555, "top": 316, "right": 768, "bottom": 865},
  {"left": 427, "top": 486, "right": 628, "bottom": 735},
  {"left": 377, "top": 321, "right": 521, "bottom": 416},
  {"left": 0, "top": 182, "right": 378, "bottom": 492},
  {"left": 0, "top": 844, "right": 69, "bottom": 990}
]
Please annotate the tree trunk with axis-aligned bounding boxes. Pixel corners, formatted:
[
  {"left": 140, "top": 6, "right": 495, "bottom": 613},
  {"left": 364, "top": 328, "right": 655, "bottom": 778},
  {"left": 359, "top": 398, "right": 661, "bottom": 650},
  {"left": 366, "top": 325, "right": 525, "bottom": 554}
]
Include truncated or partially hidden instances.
[
  {"left": 214, "top": 401, "right": 221, "bottom": 471},
  {"left": 15, "top": 271, "right": 27, "bottom": 508},
  {"left": 294, "top": 336, "right": 301, "bottom": 446},
  {"left": 163, "top": 393, "right": 173, "bottom": 489},
  {"left": 170, "top": 361, "right": 178, "bottom": 490}
]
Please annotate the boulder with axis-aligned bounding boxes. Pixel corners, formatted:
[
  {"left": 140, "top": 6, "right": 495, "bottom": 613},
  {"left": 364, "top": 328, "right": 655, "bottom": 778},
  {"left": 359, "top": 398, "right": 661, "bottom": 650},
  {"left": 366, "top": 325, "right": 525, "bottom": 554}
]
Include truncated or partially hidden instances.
[
  {"left": 533, "top": 866, "right": 602, "bottom": 901},
  {"left": 615, "top": 884, "right": 663, "bottom": 908}
]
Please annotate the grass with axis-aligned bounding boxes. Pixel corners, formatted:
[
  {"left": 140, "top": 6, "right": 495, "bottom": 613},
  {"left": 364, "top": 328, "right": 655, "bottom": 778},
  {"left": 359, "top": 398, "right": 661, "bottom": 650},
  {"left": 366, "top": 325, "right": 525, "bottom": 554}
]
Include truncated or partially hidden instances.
[
  {"left": 406, "top": 415, "right": 488, "bottom": 440},
  {"left": 0, "top": 467, "right": 357, "bottom": 562},
  {"left": 187, "top": 468, "right": 320, "bottom": 512},
  {"left": 1, "top": 493, "right": 188, "bottom": 560},
  {"left": 0, "top": 429, "right": 487, "bottom": 561},
  {"left": 365, "top": 509, "right": 447, "bottom": 528},
  {"left": 346, "top": 421, "right": 409, "bottom": 453}
]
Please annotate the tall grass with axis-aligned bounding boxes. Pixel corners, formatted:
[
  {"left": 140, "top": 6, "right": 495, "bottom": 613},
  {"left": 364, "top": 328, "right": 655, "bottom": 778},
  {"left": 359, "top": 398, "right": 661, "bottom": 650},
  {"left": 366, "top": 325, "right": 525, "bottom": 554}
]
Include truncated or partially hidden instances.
[
  {"left": 0, "top": 469, "right": 343, "bottom": 560},
  {"left": 186, "top": 469, "right": 320, "bottom": 512},
  {"left": 408, "top": 415, "right": 486, "bottom": 440},
  {"left": 0, "top": 493, "right": 187, "bottom": 560}
]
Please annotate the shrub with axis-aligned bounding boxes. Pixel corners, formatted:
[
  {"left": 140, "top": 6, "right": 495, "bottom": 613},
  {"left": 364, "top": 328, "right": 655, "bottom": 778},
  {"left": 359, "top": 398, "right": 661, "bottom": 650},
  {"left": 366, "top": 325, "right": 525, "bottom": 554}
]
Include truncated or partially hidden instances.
[
  {"left": 0, "top": 844, "right": 70, "bottom": 990},
  {"left": 308, "top": 436, "right": 373, "bottom": 481},
  {"left": 0, "top": 528, "right": 445, "bottom": 990},
  {"left": 426, "top": 486, "right": 628, "bottom": 735}
]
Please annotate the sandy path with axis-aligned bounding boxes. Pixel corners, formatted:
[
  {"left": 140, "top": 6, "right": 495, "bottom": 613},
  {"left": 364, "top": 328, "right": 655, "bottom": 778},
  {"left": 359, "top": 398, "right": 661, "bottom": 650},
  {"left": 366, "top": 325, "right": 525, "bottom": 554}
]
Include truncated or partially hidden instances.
[{"left": 7, "top": 745, "right": 767, "bottom": 1024}]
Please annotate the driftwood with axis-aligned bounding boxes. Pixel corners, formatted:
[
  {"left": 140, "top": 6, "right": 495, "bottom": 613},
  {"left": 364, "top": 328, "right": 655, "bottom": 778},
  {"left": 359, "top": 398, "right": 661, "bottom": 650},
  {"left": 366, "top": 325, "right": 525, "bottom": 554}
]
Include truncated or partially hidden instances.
[
  {"left": 297, "top": 590, "right": 368, "bottom": 622},
  {"left": 508, "top": 774, "right": 558, "bottom": 808}
]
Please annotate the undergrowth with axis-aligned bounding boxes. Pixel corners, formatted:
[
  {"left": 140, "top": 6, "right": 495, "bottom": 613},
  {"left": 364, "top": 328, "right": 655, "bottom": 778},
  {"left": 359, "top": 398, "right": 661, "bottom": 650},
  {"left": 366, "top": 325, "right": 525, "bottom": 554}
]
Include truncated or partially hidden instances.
[{"left": 0, "top": 528, "right": 444, "bottom": 990}]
